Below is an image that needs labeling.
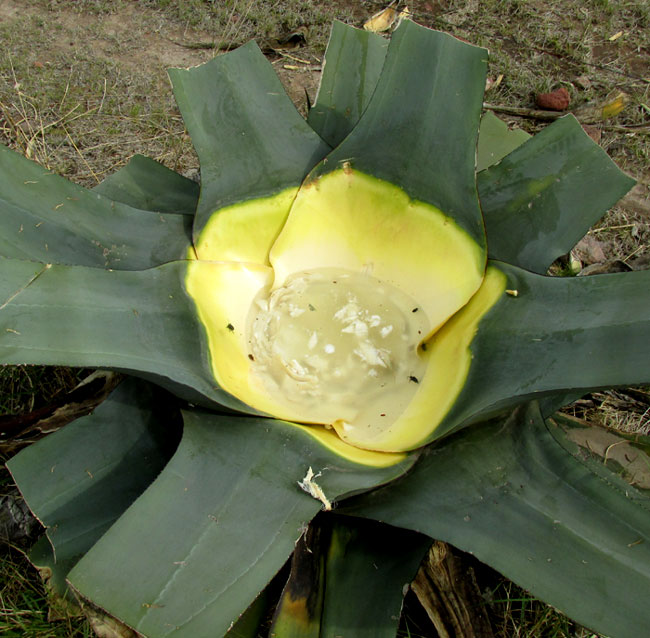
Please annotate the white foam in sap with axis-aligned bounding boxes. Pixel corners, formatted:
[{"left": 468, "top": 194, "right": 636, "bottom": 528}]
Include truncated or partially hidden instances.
[{"left": 247, "top": 268, "right": 428, "bottom": 433}]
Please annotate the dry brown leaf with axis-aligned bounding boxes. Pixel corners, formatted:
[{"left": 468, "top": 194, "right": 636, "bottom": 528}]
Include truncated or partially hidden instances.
[
  {"left": 363, "top": 3, "right": 410, "bottom": 33},
  {"left": 485, "top": 74, "right": 504, "bottom": 92},
  {"left": 83, "top": 607, "right": 137, "bottom": 638},
  {"left": 573, "top": 235, "right": 607, "bottom": 265},
  {"left": 567, "top": 427, "right": 650, "bottom": 489},
  {"left": 620, "top": 183, "right": 650, "bottom": 220},
  {"left": 573, "top": 91, "right": 630, "bottom": 121},
  {"left": 578, "top": 259, "right": 632, "bottom": 275}
]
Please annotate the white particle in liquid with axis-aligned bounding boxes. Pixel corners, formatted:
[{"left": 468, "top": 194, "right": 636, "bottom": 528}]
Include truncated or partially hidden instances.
[{"left": 380, "top": 325, "right": 393, "bottom": 338}]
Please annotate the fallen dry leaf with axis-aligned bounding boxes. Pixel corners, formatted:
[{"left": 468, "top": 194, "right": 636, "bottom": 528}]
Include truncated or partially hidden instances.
[
  {"left": 363, "top": 3, "right": 410, "bottom": 33},
  {"left": 567, "top": 426, "right": 650, "bottom": 489},
  {"left": 620, "top": 183, "right": 650, "bottom": 220},
  {"left": 578, "top": 259, "right": 632, "bottom": 276},
  {"left": 485, "top": 74, "right": 504, "bottom": 92},
  {"left": 573, "top": 91, "right": 630, "bottom": 121},
  {"left": 573, "top": 234, "right": 607, "bottom": 265}
]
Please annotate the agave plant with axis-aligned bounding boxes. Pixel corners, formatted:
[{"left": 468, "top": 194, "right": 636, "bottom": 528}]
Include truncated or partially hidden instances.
[{"left": 3, "top": 18, "right": 650, "bottom": 638}]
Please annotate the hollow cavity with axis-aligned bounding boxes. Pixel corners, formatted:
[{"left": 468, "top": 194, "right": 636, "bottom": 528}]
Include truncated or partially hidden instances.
[{"left": 247, "top": 268, "right": 428, "bottom": 434}]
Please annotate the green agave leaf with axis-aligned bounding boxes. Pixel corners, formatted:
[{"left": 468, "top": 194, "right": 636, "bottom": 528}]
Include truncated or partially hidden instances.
[
  {"left": 478, "top": 115, "right": 636, "bottom": 273},
  {"left": 310, "top": 20, "right": 488, "bottom": 247},
  {"left": 341, "top": 402, "right": 650, "bottom": 638},
  {"left": 7, "top": 378, "right": 181, "bottom": 596},
  {"left": 307, "top": 21, "right": 388, "bottom": 147},
  {"left": 305, "top": 27, "right": 527, "bottom": 179},
  {"left": 0, "top": 144, "right": 192, "bottom": 269},
  {"left": 67, "top": 411, "right": 416, "bottom": 638},
  {"left": 0, "top": 258, "right": 251, "bottom": 411},
  {"left": 436, "top": 261, "right": 650, "bottom": 438},
  {"left": 475, "top": 111, "right": 530, "bottom": 172},
  {"left": 271, "top": 514, "right": 428, "bottom": 638},
  {"left": 93, "top": 154, "right": 199, "bottom": 216},
  {"left": 168, "top": 42, "right": 330, "bottom": 240},
  {"left": 319, "top": 516, "right": 429, "bottom": 638}
]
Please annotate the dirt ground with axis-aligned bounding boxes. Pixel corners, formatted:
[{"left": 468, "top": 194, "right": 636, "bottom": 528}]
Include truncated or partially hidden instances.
[{"left": 1, "top": 0, "right": 647, "bottom": 258}]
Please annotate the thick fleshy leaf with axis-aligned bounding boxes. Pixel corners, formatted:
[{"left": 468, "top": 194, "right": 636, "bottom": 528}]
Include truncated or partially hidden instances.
[
  {"left": 67, "top": 411, "right": 417, "bottom": 638},
  {"left": 193, "top": 188, "right": 299, "bottom": 265},
  {"left": 307, "top": 21, "right": 388, "bottom": 147},
  {"left": 307, "top": 20, "right": 488, "bottom": 247},
  {"left": 478, "top": 115, "right": 636, "bottom": 273},
  {"left": 307, "top": 33, "right": 526, "bottom": 176},
  {"left": 168, "top": 42, "right": 330, "bottom": 245},
  {"left": 319, "top": 516, "right": 429, "bottom": 638},
  {"left": 0, "top": 258, "right": 248, "bottom": 411},
  {"left": 0, "top": 144, "right": 192, "bottom": 268},
  {"left": 341, "top": 403, "right": 650, "bottom": 638},
  {"left": 7, "top": 379, "right": 181, "bottom": 595},
  {"left": 93, "top": 154, "right": 199, "bottom": 216},
  {"left": 432, "top": 261, "right": 650, "bottom": 439},
  {"left": 270, "top": 514, "right": 429, "bottom": 638},
  {"left": 475, "top": 111, "right": 530, "bottom": 172}
]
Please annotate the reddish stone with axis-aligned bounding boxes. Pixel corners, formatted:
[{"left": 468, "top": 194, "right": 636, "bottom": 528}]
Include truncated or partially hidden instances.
[{"left": 536, "top": 87, "right": 570, "bottom": 111}]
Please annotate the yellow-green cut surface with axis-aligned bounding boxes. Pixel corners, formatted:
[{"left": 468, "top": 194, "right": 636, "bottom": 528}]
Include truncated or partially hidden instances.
[
  {"left": 194, "top": 187, "right": 298, "bottom": 264},
  {"left": 271, "top": 168, "right": 486, "bottom": 336}
]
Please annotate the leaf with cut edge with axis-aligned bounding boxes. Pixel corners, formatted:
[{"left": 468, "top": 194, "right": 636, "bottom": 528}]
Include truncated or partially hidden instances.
[
  {"left": 341, "top": 402, "right": 650, "bottom": 638},
  {"left": 319, "top": 516, "right": 429, "bottom": 638},
  {"left": 434, "top": 261, "right": 650, "bottom": 439},
  {"left": 0, "top": 258, "right": 251, "bottom": 412},
  {"left": 93, "top": 155, "right": 199, "bottom": 216},
  {"left": 271, "top": 513, "right": 429, "bottom": 638},
  {"left": 7, "top": 379, "right": 181, "bottom": 598},
  {"left": 168, "top": 42, "right": 330, "bottom": 240},
  {"left": 478, "top": 115, "right": 636, "bottom": 274},
  {"left": 0, "top": 145, "right": 192, "bottom": 269},
  {"left": 307, "top": 21, "right": 388, "bottom": 147},
  {"left": 67, "top": 411, "right": 416, "bottom": 638},
  {"left": 475, "top": 111, "right": 530, "bottom": 172},
  {"left": 270, "top": 519, "right": 325, "bottom": 638},
  {"left": 309, "top": 20, "right": 488, "bottom": 247}
]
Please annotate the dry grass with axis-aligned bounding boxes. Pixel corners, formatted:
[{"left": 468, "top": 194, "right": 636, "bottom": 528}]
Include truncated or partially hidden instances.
[
  {"left": 0, "top": 0, "right": 648, "bottom": 636},
  {"left": 0, "top": 547, "right": 92, "bottom": 638}
]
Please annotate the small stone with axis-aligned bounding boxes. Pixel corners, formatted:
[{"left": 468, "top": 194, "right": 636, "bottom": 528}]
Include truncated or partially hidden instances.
[{"left": 536, "top": 87, "right": 570, "bottom": 111}]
